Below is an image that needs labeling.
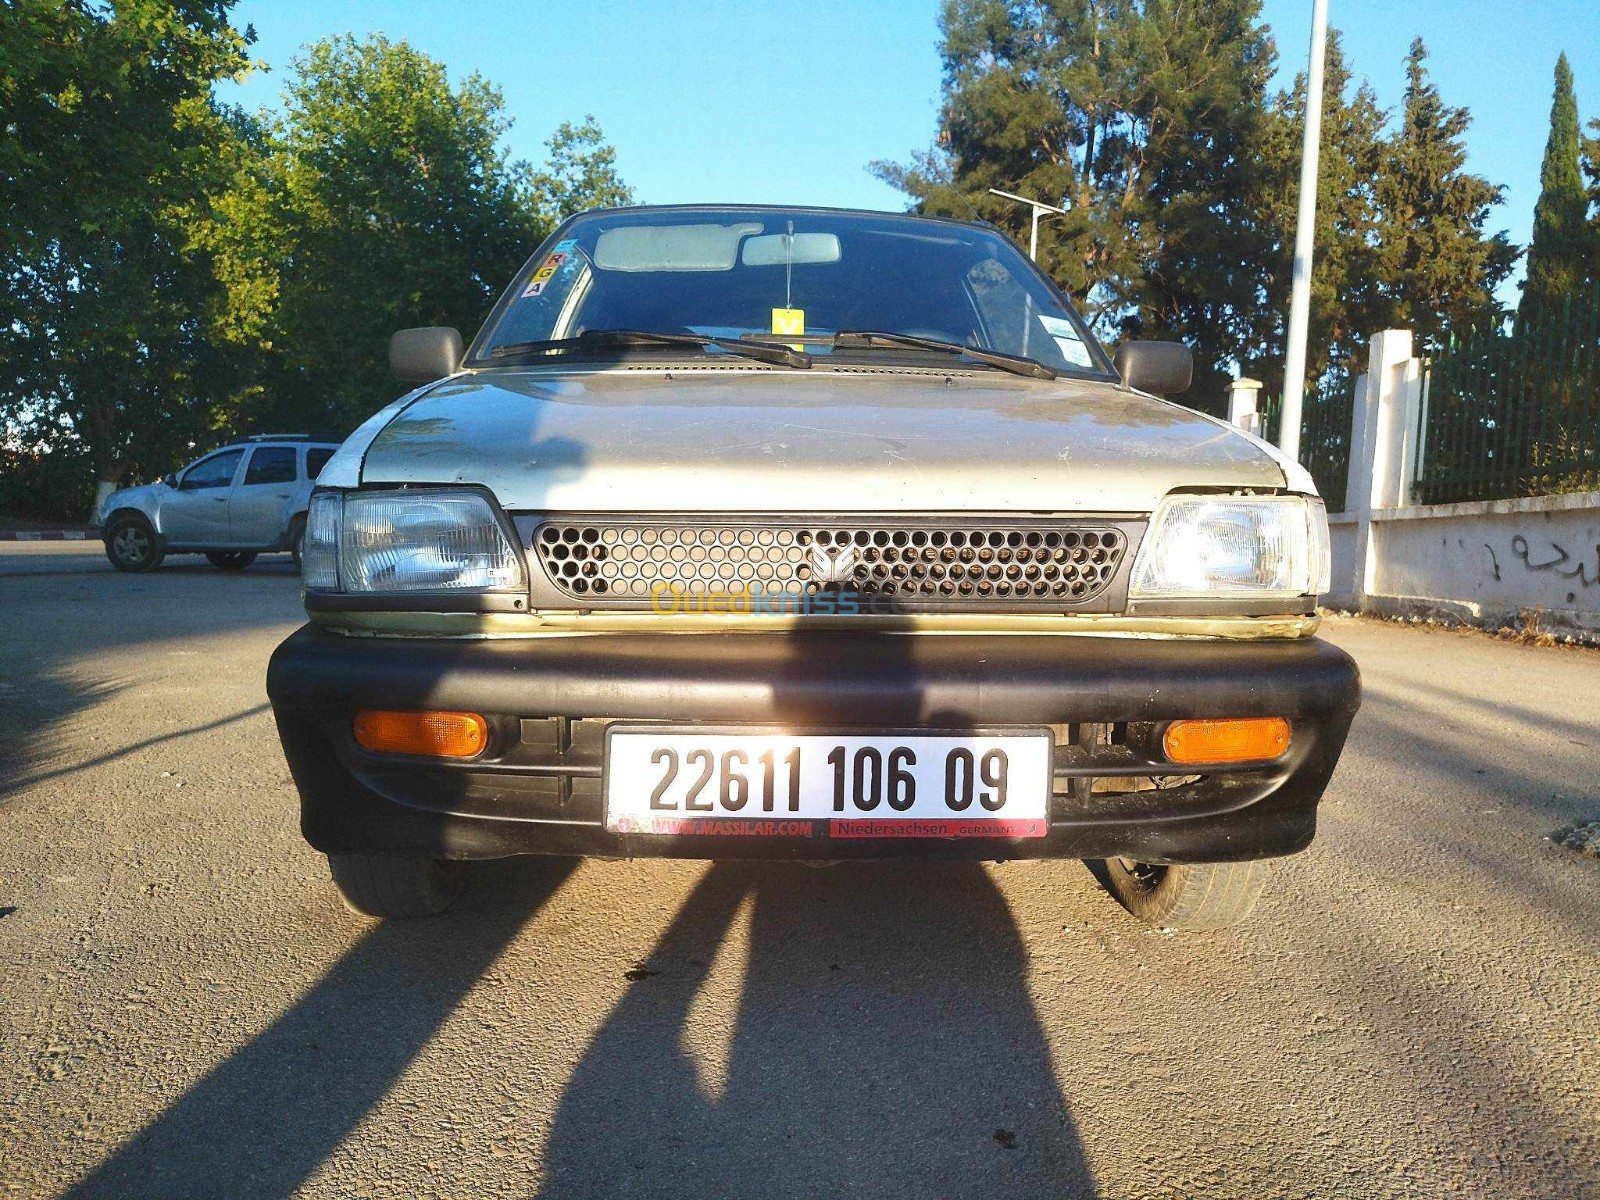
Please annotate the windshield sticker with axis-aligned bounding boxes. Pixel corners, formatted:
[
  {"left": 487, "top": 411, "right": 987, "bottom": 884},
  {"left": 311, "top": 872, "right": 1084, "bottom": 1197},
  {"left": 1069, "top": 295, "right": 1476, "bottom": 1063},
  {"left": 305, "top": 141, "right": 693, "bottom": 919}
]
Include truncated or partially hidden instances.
[
  {"left": 1037, "top": 313, "right": 1093, "bottom": 366},
  {"left": 522, "top": 248, "right": 573, "bottom": 297},
  {"left": 1038, "top": 314, "right": 1082, "bottom": 342}
]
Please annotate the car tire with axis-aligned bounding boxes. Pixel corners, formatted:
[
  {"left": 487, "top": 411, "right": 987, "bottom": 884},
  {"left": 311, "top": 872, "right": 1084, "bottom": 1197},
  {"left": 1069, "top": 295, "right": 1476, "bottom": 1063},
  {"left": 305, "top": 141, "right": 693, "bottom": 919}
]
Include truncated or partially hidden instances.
[
  {"left": 104, "top": 515, "right": 164, "bottom": 573},
  {"left": 1101, "top": 858, "right": 1270, "bottom": 930},
  {"left": 326, "top": 853, "right": 464, "bottom": 919},
  {"left": 288, "top": 514, "right": 307, "bottom": 570},
  {"left": 205, "top": 551, "right": 258, "bottom": 571}
]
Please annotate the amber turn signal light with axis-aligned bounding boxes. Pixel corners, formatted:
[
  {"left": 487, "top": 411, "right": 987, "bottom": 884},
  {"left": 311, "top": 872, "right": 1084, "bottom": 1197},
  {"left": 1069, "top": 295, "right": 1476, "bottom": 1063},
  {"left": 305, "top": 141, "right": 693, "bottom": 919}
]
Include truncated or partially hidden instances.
[
  {"left": 353, "top": 710, "right": 488, "bottom": 758},
  {"left": 1163, "top": 717, "right": 1290, "bottom": 765}
]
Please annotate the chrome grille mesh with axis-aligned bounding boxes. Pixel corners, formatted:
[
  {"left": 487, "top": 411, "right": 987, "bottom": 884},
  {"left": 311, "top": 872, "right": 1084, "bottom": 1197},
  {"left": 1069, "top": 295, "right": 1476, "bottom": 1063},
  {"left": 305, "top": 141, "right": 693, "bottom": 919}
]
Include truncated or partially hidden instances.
[{"left": 532, "top": 520, "right": 1128, "bottom": 604}]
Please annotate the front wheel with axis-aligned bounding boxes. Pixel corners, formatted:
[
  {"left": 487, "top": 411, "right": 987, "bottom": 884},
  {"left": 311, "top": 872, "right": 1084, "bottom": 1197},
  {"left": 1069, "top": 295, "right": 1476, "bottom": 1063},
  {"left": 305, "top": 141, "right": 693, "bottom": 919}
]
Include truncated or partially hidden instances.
[
  {"left": 288, "top": 515, "right": 307, "bottom": 569},
  {"left": 1102, "top": 858, "right": 1271, "bottom": 930},
  {"left": 327, "top": 853, "right": 463, "bottom": 919},
  {"left": 205, "top": 551, "right": 258, "bottom": 571},
  {"left": 104, "top": 516, "right": 164, "bottom": 573}
]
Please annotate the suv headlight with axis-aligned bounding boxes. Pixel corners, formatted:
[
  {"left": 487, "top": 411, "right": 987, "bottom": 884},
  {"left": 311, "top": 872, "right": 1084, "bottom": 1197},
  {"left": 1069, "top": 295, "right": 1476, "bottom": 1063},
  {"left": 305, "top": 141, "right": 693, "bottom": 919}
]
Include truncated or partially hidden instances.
[
  {"left": 302, "top": 489, "right": 525, "bottom": 594},
  {"left": 1130, "top": 494, "right": 1329, "bottom": 600}
]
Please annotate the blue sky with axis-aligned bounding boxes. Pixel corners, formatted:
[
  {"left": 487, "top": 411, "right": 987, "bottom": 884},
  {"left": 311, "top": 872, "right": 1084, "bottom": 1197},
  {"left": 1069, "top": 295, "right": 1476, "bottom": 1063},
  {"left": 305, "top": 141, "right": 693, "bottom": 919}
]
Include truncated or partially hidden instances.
[{"left": 224, "top": 0, "right": 1599, "bottom": 291}]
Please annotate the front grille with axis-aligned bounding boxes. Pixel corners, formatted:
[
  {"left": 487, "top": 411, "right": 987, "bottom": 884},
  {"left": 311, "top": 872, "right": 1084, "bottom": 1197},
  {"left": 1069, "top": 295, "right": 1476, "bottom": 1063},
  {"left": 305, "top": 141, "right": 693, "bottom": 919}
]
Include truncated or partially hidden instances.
[{"left": 530, "top": 518, "right": 1131, "bottom": 606}]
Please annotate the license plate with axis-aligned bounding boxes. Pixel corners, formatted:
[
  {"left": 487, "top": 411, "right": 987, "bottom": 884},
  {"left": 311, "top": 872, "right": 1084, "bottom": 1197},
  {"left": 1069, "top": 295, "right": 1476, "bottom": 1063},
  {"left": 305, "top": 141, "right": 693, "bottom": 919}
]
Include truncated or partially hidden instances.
[{"left": 604, "top": 727, "right": 1052, "bottom": 837}]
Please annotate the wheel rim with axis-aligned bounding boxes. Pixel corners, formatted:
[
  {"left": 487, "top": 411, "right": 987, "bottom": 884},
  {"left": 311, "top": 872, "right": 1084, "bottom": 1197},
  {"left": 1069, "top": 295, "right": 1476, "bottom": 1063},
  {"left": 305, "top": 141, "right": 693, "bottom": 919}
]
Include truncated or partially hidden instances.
[{"left": 113, "top": 527, "right": 148, "bottom": 564}]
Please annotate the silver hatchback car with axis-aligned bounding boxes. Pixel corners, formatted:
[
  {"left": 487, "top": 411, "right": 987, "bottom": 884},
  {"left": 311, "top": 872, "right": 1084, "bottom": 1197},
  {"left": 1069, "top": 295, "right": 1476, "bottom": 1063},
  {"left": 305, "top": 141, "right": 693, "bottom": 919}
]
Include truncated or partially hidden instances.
[{"left": 100, "top": 435, "right": 342, "bottom": 573}]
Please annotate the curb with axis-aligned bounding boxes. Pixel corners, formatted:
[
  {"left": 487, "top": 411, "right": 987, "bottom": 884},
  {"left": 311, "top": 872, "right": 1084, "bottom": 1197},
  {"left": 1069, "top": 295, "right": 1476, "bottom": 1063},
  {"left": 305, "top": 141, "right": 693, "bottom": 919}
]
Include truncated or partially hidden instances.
[{"left": 0, "top": 530, "right": 95, "bottom": 541}]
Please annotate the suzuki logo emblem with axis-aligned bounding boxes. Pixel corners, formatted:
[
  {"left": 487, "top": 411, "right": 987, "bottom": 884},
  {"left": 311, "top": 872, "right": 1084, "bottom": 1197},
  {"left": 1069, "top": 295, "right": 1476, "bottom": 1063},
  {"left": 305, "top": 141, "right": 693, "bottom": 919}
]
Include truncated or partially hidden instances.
[{"left": 809, "top": 541, "right": 859, "bottom": 585}]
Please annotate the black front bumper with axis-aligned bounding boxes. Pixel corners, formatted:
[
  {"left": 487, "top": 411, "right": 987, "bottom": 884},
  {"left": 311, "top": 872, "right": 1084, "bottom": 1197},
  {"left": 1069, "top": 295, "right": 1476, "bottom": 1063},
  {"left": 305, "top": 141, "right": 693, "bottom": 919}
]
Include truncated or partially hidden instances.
[{"left": 267, "top": 626, "right": 1360, "bottom": 864}]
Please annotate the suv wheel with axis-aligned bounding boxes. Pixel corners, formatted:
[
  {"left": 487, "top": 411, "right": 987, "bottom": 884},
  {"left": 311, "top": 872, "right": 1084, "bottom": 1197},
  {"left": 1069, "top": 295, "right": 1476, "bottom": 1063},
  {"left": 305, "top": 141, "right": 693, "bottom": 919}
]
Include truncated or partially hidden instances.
[
  {"left": 104, "top": 516, "right": 164, "bottom": 573},
  {"left": 1102, "top": 858, "right": 1270, "bottom": 930},
  {"left": 326, "top": 853, "right": 464, "bottom": 919},
  {"left": 205, "top": 551, "right": 257, "bottom": 571},
  {"left": 288, "top": 514, "right": 307, "bottom": 569}
]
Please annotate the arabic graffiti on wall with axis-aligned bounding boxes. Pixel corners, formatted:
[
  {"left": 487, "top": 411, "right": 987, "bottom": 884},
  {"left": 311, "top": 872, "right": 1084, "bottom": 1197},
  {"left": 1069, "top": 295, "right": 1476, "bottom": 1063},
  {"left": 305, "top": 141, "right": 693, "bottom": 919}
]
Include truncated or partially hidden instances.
[{"left": 1474, "top": 534, "right": 1599, "bottom": 604}]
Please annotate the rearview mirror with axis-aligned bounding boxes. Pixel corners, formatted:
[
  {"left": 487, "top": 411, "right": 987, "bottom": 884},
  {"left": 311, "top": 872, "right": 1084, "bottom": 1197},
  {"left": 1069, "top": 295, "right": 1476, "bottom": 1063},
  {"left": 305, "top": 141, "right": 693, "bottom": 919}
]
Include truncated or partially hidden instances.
[
  {"left": 1113, "top": 341, "right": 1193, "bottom": 395},
  {"left": 390, "top": 327, "right": 464, "bottom": 384},
  {"left": 740, "top": 232, "right": 841, "bottom": 268},
  {"left": 162, "top": 473, "right": 177, "bottom": 488}
]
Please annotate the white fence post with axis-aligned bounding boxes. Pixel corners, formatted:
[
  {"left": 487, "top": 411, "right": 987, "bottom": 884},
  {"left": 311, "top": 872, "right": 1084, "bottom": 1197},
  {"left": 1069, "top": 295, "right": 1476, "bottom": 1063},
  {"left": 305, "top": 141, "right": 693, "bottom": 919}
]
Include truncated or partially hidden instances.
[
  {"left": 1228, "top": 377, "right": 1263, "bottom": 435},
  {"left": 1347, "top": 329, "right": 1423, "bottom": 606}
]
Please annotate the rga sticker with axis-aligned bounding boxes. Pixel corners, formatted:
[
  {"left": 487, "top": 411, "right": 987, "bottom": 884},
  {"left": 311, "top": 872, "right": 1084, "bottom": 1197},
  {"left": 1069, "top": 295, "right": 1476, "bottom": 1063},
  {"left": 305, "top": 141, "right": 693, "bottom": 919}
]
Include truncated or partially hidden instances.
[{"left": 521, "top": 245, "right": 576, "bottom": 297}]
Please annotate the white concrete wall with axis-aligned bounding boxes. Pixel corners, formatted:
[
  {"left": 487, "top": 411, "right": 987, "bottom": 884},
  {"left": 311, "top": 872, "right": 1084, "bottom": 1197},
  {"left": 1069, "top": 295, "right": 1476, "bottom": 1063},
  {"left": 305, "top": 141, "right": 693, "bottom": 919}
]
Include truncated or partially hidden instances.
[
  {"left": 1362, "top": 494, "right": 1600, "bottom": 636},
  {"left": 1317, "top": 328, "right": 1600, "bottom": 640}
]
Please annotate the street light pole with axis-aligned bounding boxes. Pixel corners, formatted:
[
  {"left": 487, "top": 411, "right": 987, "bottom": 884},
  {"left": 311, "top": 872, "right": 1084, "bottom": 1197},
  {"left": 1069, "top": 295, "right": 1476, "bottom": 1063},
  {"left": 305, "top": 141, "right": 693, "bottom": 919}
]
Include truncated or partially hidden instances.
[
  {"left": 1279, "top": 0, "right": 1329, "bottom": 462},
  {"left": 986, "top": 188, "right": 1068, "bottom": 262}
]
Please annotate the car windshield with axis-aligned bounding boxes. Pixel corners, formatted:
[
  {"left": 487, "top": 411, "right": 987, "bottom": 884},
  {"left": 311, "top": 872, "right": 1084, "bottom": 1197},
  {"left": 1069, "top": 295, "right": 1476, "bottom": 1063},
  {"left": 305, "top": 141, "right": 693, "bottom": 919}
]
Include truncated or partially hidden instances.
[{"left": 470, "top": 207, "right": 1111, "bottom": 375}]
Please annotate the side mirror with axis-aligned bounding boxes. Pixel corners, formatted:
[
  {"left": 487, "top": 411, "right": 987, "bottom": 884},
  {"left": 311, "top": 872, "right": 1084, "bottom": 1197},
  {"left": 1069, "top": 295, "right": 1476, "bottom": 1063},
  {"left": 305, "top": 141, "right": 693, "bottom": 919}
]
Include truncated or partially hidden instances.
[
  {"left": 390, "top": 326, "right": 464, "bottom": 384},
  {"left": 1113, "top": 341, "right": 1193, "bottom": 395},
  {"left": 162, "top": 473, "right": 177, "bottom": 488}
]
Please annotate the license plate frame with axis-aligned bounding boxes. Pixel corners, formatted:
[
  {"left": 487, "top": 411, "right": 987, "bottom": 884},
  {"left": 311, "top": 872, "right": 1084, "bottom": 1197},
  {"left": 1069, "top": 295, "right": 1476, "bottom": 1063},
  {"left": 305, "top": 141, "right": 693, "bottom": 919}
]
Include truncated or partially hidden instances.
[{"left": 603, "top": 725, "right": 1055, "bottom": 838}]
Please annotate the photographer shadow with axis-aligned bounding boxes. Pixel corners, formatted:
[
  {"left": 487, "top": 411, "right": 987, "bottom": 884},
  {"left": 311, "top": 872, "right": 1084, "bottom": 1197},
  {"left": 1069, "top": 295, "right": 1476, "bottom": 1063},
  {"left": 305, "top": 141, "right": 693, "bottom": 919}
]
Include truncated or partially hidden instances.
[{"left": 535, "top": 867, "right": 1094, "bottom": 1197}]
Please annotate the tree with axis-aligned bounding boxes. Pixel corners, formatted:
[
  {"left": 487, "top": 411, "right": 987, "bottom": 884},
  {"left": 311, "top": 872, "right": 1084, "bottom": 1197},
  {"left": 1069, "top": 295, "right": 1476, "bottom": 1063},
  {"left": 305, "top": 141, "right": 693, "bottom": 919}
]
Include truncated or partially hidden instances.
[
  {"left": 530, "top": 116, "right": 634, "bottom": 226},
  {"left": 1586, "top": 120, "right": 1600, "bottom": 283},
  {"left": 247, "top": 35, "right": 551, "bottom": 431},
  {"left": 1373, "top": 39, "right": 1515, "bottom": 347},
  {"left": 1520, "top": 54, "right": 1592, "bottom": 323},
  {"left": 1242, "top": 31, "right": 1389, "bottom": 397},
  {"left": 0, "top": 0, "right": 255, "bottom": 516},
  {"left": 871, "top": 0, "right": 1280, "bottom": 412}
]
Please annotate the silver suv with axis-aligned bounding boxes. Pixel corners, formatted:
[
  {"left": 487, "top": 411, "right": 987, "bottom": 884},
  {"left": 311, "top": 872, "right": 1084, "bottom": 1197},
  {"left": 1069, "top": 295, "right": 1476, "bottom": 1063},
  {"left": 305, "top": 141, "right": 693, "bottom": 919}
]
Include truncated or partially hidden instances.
[{"left": 100, "top": 435, "right": 342, "bottom": 573}]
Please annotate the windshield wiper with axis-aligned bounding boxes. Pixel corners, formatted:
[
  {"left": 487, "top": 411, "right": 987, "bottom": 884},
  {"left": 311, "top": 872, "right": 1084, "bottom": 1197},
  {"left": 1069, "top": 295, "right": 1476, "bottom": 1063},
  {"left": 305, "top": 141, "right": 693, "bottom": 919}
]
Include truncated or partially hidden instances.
[
  {"left": 487, "top": 329, "right": 812, "bottom": 369},
  {"left": 832, "top": 330, "right": 1057, "bottom": 380}
]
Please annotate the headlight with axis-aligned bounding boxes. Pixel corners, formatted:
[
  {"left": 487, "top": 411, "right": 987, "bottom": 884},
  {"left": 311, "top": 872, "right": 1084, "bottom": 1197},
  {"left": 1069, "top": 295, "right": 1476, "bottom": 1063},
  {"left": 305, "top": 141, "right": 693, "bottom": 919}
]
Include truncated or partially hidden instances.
[
  {"left": 302, "top": 489, "right": 525, "bottom": 593},
  {"left": 1130, "top": 494, "right": 1329, "bottom": 599}
]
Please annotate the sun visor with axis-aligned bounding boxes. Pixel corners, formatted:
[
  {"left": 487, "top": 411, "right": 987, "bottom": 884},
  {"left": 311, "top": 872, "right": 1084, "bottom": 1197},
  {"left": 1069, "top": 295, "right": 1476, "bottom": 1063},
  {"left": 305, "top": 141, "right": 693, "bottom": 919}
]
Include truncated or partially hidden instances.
[{"left": 593, "top": 222, "right": 764, "bottom": 272}]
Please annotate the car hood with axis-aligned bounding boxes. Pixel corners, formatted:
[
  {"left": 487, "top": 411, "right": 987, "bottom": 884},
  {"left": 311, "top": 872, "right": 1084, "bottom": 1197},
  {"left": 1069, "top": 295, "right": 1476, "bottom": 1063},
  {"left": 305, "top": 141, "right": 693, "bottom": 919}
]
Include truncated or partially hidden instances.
[{"left": 358, "top": 366, "right": 1290, "bottom": 513}]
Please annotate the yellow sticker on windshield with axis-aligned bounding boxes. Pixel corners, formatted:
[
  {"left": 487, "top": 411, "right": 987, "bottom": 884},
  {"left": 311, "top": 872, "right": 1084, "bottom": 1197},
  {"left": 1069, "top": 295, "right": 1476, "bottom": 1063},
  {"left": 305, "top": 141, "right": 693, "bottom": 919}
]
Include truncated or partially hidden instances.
[{"left": 771, "top": 307, "right": 805, "bottom": 337}]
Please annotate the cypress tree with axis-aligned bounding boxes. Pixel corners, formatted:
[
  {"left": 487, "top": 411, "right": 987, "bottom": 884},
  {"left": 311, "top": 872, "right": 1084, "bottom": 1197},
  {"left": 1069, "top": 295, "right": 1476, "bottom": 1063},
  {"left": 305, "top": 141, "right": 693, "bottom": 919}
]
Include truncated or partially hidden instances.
[
  {"left": 1520, "top": 53, "right": 1589, "bottom": 323},
  {"left": 1242, "top": 32, "right": 1388, "bottom": 397},
  {"left": 1374, "top": 39, "right": 1515, "bottom": 348}
]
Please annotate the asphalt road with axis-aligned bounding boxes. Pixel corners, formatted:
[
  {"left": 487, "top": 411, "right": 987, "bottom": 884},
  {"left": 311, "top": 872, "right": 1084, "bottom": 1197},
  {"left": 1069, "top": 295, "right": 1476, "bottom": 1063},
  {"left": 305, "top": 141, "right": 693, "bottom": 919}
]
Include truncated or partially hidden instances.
[{"left": 2, "top": 541, "right": 1597, "bottom": 1199}]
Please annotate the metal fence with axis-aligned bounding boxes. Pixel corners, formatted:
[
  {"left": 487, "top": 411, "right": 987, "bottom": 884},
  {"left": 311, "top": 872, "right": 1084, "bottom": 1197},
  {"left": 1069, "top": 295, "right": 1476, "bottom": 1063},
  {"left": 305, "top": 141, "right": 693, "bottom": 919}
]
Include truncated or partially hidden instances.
[
  {"left": 1258, "top": 374, "right": 1357, "bottom": 512},
  {"left": 1413, "top": 288, "right": 1600, "bottom": 505}
]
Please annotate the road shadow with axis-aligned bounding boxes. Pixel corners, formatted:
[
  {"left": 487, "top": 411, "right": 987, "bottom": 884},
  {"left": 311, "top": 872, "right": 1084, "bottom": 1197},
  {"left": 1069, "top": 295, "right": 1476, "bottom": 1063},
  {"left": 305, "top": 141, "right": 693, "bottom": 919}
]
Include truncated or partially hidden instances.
[
  {"left": 534, "top": 861, "right": 1095, "bottom": 1200},
  {"left": 0, "top": 667, "right": 124, "bottom": 798},
  {"left": 60, "top": 858, "right": 576, "bottom": 1199},
  {"left": 0, "top": 548, "right": 304, "bottom": 799},
  {"left": 3, "top": 701, "right": 271, "bottom": 794}
]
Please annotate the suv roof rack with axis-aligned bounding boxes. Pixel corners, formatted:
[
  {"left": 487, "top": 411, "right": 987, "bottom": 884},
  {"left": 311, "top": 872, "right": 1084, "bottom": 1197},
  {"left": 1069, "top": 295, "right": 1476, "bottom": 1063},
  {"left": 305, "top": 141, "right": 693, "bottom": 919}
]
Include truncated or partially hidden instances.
[{"left": 236, "top": 434, "right": 339, "bottom": 444}]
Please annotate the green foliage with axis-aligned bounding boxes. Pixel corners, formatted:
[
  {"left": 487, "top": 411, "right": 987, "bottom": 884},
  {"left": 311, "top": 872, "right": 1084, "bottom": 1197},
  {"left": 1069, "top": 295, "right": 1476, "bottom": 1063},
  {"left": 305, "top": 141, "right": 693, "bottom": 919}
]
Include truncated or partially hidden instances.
[
  {"left": 531, "top": 116, "right": 635, "bottom": 226},
  {"left": 1, "top": 15, "right": 633, "bottom": 513},
  {"left": 874, "top": 10, "right": 1518, "bottom": 414},
  {"left": 1521, "top": 54, "right": 1595, "bottom": 322},
  {"left": 1370, "top": 39, "right": 1515, "bottom": 349},
  {"left": 1585, "top": 114, "right": 1600, "bottom": 277},
  {"left": 1246, "top": 33, "right": 1390, "bottom": 396},
  {"left": 0, "top": 0, "right": 255, "bottom": 508},
  {"left": 247, "top": 35, "right": 548, "bottom": 430},
  {"left": 207, "top": 37, "right": 637, "bottom": 434},
  {"left": 872, "top": 0, "right": 1280, "bottom": 408}
]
